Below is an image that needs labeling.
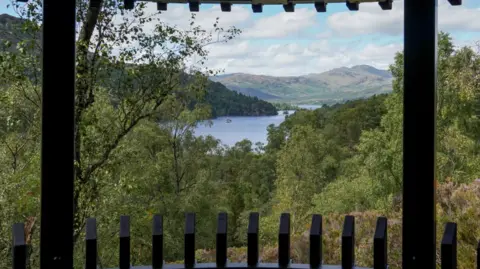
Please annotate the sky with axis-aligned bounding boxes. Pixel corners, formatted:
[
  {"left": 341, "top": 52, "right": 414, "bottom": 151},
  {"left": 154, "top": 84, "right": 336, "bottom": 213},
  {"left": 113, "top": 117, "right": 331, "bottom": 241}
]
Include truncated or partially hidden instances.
[{"left": 1, "top": 0, "right": 480, "bottom": 76}]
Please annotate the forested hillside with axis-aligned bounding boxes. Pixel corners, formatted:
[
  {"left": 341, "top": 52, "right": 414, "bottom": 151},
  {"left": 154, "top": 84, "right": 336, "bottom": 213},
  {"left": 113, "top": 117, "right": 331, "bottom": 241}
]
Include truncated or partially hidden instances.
[
  {"left": 204, "top": 81, "right": 277, "bottom": 117},
  {"left": 0, "top": 12, "right": 277, "bottom": 119},
  {"left": 1, "top": 2, "right": 480, "bottom": 269}
]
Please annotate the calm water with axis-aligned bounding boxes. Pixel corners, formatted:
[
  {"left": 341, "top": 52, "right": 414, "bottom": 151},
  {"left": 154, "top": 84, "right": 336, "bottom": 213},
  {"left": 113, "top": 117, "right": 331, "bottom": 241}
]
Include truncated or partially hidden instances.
[{"left": 194, "top": 105, "right": 321, "bottom": 147}]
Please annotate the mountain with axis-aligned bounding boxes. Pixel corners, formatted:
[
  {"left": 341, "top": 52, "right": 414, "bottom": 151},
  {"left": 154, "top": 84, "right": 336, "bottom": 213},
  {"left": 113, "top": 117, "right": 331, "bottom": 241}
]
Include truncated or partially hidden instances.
[
  {"left": 0, "top": 14, "right": 30, "bottom": 50},
  {"left": 0, "top": 13, "right": 21, "bottom": 34},
  {"left": 210, "top": 65, "right": 393, "bottom": 105},
  {"left": 0, "top": 13, "right": 277, "bottom": 118}
]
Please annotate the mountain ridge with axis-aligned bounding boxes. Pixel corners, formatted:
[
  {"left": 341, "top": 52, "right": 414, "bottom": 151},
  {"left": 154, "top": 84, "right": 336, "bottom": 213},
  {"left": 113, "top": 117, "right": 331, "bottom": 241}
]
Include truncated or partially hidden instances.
[
  {"left": 211, "top": 65, "right": 393, "bottom": 105},
  {"left": 216, "top": 65, "right": 392, "bottom": 79}
]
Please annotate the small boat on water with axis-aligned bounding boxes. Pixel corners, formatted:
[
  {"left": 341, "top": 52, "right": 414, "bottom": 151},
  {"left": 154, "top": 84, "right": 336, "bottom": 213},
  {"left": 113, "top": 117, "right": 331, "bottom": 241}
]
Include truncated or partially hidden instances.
[{"left": 226, "top": 119, "right": 232, "bottom": 123}]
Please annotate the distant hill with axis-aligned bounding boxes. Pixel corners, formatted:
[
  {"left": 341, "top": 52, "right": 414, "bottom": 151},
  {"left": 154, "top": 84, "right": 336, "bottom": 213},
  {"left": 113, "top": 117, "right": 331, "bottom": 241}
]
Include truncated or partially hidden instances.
[
  {"left": 0, "top": 14, "right": 30, "bottom": 50},
  {"left": 210, "top": 65, "right": 393, "bottom": 105},
  {"left": 226, "top": 86, "right": 280, "bottom": 100},
  {"left": 205, "top": 82, "right": 277, "bottom": 118},
  {"left": 0, "top": 13, "right": 277, "bottom": 118},
  {"left": 0, "top": 13, "right": 21, "bottom": 35}
]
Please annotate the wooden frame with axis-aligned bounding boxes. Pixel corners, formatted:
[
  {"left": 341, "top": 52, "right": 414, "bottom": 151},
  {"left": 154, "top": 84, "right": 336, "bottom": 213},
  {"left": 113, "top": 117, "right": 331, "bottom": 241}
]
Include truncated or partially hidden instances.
[{"left": 11, "top": 0, "right": 461, "bottom": 268}]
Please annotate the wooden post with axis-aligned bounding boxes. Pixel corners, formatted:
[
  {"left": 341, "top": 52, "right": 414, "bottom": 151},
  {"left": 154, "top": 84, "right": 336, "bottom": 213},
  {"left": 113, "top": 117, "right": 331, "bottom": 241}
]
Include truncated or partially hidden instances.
[
  {"left": 342, "top": 215, "right": 355, "bottom": 269},
  {"left": 216, "top": 213, "right": 228, "bottom": 267},
  {"left": 374, "top": 217, "right": 388, "bottom": 269},
  {"left": 13, "top": 223, "right": 26, "bottom": 269},
  {"left": 441, "top": 223, "right": 457, "bottom": 269},
  {"left": 85, "top": 218, "right": 97, "bottom": 269},
  {"left": 153, "top": 215, "right": 164, "bottom": 269},
  {"left": 403, "top": 0, "right": 438, "bottom": 269},
  {"left": 40, "top": 0, "right": 76, "bottom": 269},
  {"left": 278, "top": 213, "right": 290, "bottom": 267},
  {"left": 309, "top": 215, "right": 323, "bottom": 269},
  {"left": 248, "top": 212, "right": 259, "bottom": 267},
  {"left": 185, "top": 213, "right": 196, "bottom": 268},
  {"left": 120, "top": 216, "right": 130, "bottom": 269}
]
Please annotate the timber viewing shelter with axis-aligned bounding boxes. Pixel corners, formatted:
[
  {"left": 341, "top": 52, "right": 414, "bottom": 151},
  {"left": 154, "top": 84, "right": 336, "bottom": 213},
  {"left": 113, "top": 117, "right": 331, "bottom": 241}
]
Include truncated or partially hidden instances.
[{"left": 8, "top": 0, "right": 470, "bottom": 269}]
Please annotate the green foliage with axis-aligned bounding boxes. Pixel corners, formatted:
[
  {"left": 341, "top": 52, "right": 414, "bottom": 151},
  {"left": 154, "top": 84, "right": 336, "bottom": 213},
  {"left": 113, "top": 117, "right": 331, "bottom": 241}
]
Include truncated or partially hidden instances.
[
  {"left": 2, "top": 3, "right": 480, "bottom": 267},
  {"left": 272, "top": 102, "right": 300, "bottom": 111},
  {"left": 203, "top": 81, "right": 278, "bottom": 118},
  {"left": 271, "top": 126, "right": 343, "bottom": 231},
  {"left": 311, "top": 176, "right": 377, "bottom": 214}
]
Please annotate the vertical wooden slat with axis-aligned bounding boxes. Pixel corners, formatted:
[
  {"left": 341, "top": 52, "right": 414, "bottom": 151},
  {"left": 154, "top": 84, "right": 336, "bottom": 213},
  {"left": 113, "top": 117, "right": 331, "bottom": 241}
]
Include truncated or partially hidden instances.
[
  {"left": 85, "top": 218, "right": 97, "bottom": 269},
  {"left": 309, "top": 214, "right": 322, "bottom": 269},
  {"left": 278, "top": 213, "right": 290, "bottom": 267},
  {"left": 185, "top": 213, "right": 196, "bottom": 268},
  {"left": 120, "top": 216, "right": 130, "bottom": 269},
  {"left": 13, "top": 223, "right": 26, "bottom": 269},
  {"left": 216, "top": 212, "right": 228, "bottom": 267},
  {"left": 342, "top": 215, "right": 355, "bottom": 269},
  {"left": 441, "top": 222, "right": 457, "bottom": 269},
  {"left": 374, "top": 217, "right": 388, "bottom": 269},
  {"left": 152, "top": 215, "right": 163, "bottom": 269},
  {"left": 248, "top": 212, "right": 259, "bottom": 267}
]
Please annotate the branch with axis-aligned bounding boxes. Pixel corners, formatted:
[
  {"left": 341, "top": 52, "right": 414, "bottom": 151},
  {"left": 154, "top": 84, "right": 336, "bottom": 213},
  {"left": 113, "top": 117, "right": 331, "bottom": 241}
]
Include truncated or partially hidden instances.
[
  {"left": 84, "top": 92, "right": 169, "bottom": 179},
  {"left": 78, "top": 0, "right": 103, "bottom": 45}
]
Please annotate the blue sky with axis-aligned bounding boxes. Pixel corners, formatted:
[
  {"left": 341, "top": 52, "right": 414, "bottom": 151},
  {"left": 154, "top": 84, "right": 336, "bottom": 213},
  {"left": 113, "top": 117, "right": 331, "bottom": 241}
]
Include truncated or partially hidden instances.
[{"left": 2, "top": 0, "right": 480, "bottom": 76}]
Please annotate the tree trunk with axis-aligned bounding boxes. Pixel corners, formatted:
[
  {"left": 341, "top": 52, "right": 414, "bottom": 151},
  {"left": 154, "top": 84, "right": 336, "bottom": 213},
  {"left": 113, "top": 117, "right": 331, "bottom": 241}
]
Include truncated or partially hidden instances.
[{"left": 73, "top": 0, "right": 104, "bottom": 244}]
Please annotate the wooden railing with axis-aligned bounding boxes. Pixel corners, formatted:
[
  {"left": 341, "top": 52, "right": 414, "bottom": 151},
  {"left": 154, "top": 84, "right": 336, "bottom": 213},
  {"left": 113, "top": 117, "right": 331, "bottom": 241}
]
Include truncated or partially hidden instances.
[{"left": 11, "top": 213, "right": 463, "bottom": 269}]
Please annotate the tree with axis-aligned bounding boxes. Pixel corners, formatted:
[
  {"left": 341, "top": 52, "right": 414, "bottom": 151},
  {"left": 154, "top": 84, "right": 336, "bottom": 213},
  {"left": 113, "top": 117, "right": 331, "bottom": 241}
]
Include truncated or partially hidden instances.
[
  {"left": 357, "top": 32, "right": 480, "bottom": 202},
  {"left": 267, "top": 125, "right": 343, "bottom": 235},
  {"left": 1, "top": 0, "right": 240, "bottom": 266}
]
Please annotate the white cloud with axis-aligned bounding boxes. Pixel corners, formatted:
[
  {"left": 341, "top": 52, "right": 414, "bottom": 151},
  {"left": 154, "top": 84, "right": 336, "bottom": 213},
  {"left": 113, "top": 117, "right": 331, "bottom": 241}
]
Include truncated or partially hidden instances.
[
  {"left": 203, "top": 40, "right": 403, "bottom": 76},
  {"left": 105, "top": 1, "right": 480, "bottom": 76},
  {"left": 327, "top": 1, "right": 403, "bottom": 36},
  {"left": 439, "top": 4, "right": 480, "bottom": 32},
  {"left": 355, "top": 43, "right": 403, "bottom": 69},
  {"left": 207, "top": 40, "right": 251, "bottom": 58},
  {"left": 327, "top": 0, "right": 480, "bottom": 36},
  {"left": 243, "top": 8, "right": 317, "bottom": 38}
]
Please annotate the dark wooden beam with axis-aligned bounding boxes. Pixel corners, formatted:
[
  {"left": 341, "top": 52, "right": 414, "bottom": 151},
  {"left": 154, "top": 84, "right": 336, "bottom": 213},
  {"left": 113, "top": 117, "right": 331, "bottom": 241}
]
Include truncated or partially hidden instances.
[
  {"left": 403, "top": 1, "right": 437, "bottom": 269},
  {"left": 40, "top": 0, "right": 76, "bottom": 269}
]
